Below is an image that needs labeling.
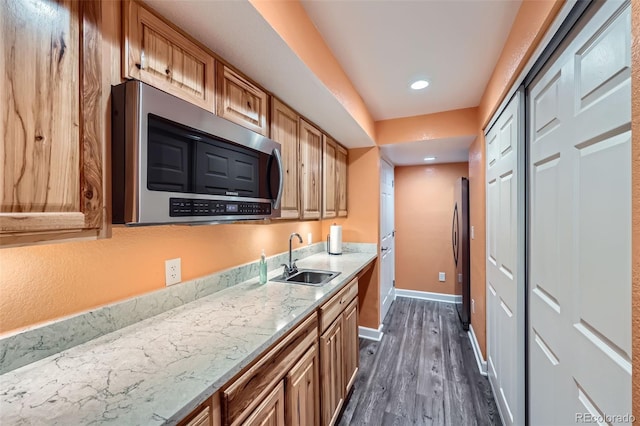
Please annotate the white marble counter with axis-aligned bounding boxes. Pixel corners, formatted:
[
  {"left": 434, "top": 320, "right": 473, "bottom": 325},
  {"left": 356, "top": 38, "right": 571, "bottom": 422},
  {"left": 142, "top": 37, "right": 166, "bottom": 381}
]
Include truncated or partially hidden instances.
[{"left": 0, "top": 251, "right": 377, "bottom": 425}]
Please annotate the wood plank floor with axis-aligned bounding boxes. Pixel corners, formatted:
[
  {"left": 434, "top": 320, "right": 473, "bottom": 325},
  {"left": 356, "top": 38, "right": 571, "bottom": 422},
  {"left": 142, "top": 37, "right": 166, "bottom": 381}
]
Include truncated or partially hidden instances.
[{"left": 338, "top": 298, "right": 500, "bottom": 426}]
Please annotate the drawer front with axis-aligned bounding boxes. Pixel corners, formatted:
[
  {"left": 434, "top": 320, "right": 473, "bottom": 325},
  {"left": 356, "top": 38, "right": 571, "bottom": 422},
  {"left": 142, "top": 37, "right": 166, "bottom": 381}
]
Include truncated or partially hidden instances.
[
  {"left": 223, "top": 313, "right": 318, "bottom": 426},
  {"left": 320, "top": 278, "right": 358, "bottom": 332}
]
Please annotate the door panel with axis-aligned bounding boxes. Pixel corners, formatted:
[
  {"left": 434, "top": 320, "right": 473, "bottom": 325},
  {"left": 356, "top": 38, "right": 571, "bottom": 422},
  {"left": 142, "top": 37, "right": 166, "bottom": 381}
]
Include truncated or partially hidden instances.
[
  {"left": 486, "top": 89, "right": 524, "bottom": 426},
  {"left": 380, "top": 160, "right": 395, "bottom": 322},
  {"left": 528, "top": 1, "right": 631, "bottom": 423}
]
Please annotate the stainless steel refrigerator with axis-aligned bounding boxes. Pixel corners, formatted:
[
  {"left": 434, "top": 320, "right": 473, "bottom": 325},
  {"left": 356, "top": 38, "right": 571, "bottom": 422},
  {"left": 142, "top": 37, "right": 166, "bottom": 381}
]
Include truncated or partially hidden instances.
[{"left": 453, "top": 177, "right": 470, "bottom": 330}]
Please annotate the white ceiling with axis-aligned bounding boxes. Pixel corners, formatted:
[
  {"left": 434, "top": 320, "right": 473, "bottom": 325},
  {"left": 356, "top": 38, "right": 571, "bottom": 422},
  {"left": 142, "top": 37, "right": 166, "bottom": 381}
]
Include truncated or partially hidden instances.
[
  {"left": 142, "top": 0, "right": 522, "bottom": 164},
  {"left": 301, "top": 0, "right": 522, "bottom": 121},
  {"left": 380, "top": 135, "right": 476, "bottom": 166}
]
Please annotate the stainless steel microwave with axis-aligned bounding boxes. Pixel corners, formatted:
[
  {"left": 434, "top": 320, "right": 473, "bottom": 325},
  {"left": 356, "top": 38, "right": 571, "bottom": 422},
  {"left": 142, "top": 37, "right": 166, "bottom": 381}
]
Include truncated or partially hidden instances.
[{"left": 111, "top": 80, "right": 283, "bottom": 225}]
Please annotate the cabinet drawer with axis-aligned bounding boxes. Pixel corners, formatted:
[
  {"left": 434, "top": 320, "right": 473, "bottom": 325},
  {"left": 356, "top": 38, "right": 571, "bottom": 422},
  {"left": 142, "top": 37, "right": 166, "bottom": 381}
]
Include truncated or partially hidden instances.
[
  {"left": 320, "top": 278, "right": 358, "bottom": 332},
  {"left": 222, "top": 313, "right": 318, "bottom": 426}
]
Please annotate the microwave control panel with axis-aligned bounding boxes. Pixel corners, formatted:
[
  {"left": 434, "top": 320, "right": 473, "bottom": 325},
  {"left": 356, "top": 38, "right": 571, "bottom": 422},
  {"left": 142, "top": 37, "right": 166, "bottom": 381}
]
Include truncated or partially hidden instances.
[{"left": 169, "top": 198, "right": 271, "bottom": 217}]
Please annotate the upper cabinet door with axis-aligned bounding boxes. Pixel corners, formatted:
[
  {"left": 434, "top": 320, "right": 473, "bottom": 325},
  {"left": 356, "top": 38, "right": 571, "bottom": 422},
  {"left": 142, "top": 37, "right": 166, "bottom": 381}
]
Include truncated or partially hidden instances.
[
  {"left": 0, "top": 0, "right": 103, "bottom": 246},
  {"left": 271, "top": 98, "right": 300, "bottom": 219},
  {"left": 336, "top": 145, "right": 348, "bottom": 217},
  {"left": 217, "top": 64, "right": 268, "bottom": 136},
  {"left": 322, "top": 136, "right": 337, "bottom": 219},
  {"left": 123, "top": 0, "right": 215, "bottom": 111},
  {"left": 299, "top": 119, "right": 322, "bottom": 220}
]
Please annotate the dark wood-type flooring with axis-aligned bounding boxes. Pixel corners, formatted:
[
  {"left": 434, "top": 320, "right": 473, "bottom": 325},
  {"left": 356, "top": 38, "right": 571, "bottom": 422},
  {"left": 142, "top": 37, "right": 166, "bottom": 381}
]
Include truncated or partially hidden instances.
[{"left": 338, "top": 298, "right": 500, "bottom": 426}]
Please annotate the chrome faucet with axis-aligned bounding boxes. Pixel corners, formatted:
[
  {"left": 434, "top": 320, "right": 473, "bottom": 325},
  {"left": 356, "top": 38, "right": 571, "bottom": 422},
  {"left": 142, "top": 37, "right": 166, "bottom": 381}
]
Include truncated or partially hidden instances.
[{"left": 281, "top": 233, "right": 303, "bottom": 277}]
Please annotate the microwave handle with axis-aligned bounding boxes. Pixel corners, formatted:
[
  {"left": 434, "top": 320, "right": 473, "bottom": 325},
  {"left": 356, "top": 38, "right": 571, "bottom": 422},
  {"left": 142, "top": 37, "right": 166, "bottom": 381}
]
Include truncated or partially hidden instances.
[{"left": 272, "top": 148, "right": 284, "bottom": 210}]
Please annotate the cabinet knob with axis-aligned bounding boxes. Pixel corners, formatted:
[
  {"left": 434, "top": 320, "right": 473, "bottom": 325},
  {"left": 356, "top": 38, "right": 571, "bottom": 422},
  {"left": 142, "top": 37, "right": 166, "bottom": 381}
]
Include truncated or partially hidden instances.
[{"left": 165, "top": 68, "right": 171, "bottom": 75}]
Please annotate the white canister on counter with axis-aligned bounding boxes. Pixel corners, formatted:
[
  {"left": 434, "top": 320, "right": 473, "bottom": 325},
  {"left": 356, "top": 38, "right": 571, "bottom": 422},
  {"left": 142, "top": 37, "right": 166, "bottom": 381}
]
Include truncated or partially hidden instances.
[{"left": 327, "top": 224, "right": 342, "bottom": 255}]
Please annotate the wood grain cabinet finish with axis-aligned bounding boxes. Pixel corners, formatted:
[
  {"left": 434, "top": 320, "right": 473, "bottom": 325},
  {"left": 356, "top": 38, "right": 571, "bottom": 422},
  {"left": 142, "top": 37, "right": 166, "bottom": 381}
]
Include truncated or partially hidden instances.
[
  {"left": 222, "top": 314, "right": 318, "bottom": 426},
  {"left": 123, "top": 0, "right": 215, "bottom": 111},
  {"left": 0, "top": 0, "right": 103, "bottom": 246},
  {"left": 285, "top": 344, "right": 320, "bottom": 426},
  {"left": 242, "top": 381, "right": 285, "bottom": 426},
  {"left": 270, "top": 98, "right": 300, "bottom": 219},
  {"left": 319, "top": 278, "right": 359, "bottom": 426},
  {"left": 322, "top": 136, "right": 338, "bottom": 219},
  {"left": 217, "top": 64, "right": 268, "bottom": 136},
  {"left": 179, "top": 394, "right": 221, "bottom": 426},
  {"left": 336, "top": 145, "right": 348, "bottom": 217},
  {"left": 299, "top": 119, "right": 322, "bottom": 220},
  {"left": 320, "top": 316, "right": 344, "bottom": 426},
  {"left": 343, "top": 298, "right": 359, "bottom": 393}
]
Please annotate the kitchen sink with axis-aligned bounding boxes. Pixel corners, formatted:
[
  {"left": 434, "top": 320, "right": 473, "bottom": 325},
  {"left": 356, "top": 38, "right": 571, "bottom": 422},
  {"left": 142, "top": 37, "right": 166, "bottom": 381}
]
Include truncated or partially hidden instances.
[{"left": 272, "top": 269, "right": 341, "bottom": 286}]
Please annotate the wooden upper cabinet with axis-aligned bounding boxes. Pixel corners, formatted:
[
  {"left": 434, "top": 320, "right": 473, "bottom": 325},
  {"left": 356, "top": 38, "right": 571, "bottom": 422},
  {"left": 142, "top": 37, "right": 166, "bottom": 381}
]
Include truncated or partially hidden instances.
[
  {"left": 270, "top": 98, "right": 300, "bottom": 219},
  {"left": 336, "top": 145, "right": 348, "bottom": 217},
  {"left": 322, "top": 136, "right": 338, "bottom": 219},
  {"left": 217, "top": 64, "right": 268, "bottom": 136},
  {"left": 0, "top": 0, "right": 103, "bottom": 246},
  {"left": 123, "top": 0, "right": 215, "bottom": 111},
  {"left": 299, "top": 119, "right": 322, "bottom": 220}
]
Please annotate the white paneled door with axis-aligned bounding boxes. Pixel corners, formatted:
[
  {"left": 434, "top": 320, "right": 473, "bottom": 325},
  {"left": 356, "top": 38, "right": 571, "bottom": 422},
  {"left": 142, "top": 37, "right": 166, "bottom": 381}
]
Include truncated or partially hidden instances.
[
  {"left": 528, "top": 1, "right": 632, "bottom": 424},
  {"left": 486, "top": 90, "right": 525, "bottom": 426},
  {"left": 380, "top": 159, "right": 395, "bottom": 323}
]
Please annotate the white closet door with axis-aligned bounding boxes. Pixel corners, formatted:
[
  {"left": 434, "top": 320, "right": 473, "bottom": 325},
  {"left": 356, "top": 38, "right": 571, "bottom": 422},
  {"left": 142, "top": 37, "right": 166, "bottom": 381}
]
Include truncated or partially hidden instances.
[
  {"left": 528, "top": 1, "right": 631, "bottom": 424},
  {"left": 486, "top": 90, "right": 525, "bottom": 426}
]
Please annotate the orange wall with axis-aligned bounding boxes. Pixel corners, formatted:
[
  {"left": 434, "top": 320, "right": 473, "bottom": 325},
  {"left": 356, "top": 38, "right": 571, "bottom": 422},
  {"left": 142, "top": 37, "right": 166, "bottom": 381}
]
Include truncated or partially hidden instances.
[
  {"left": 468, "top": 0, "right": 563, "bottom": 358},
  {"left": 376, "top": 107, "right": 478, "bottom": 145},
  {"left": 322, "top": 146, "right": 381, "bottom": 329},
  {"left": 394, "top": 163, "right": 469, "bottom": 294},
  {"left": 248, "top": 0, "right": 375, "bottom": 142},
  {"left": 468, "top": 132, "right": 486, "bottom": 354},
  {"left": 631, "top": 0, "right": 639, "bottom": 417},
  {"left": 0, "top": 221, "right": 321, "bottom": 334}
]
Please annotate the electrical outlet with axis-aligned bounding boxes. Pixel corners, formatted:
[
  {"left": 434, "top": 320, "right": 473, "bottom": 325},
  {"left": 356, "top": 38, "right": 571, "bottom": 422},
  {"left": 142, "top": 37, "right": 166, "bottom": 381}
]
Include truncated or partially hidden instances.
[
  {"left": 471, "top": 225, "right": 475, "bottom": 240},
  {"left": 472, "top": 298, "right": 476, "bottom": 314},
  {"left": 307, "top": 232, "right": 313, "bottom": 245},
  {"left": 165, "top": 258, "right": 181, "bottom": 286},
  {"left": 439, "top": 272, "right": 446, "bottom": 282}
]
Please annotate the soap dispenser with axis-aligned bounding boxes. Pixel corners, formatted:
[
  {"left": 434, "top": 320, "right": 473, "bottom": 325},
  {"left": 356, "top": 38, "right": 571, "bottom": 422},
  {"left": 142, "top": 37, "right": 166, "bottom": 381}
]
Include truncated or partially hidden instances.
[{"left": 259, "top": 249, "right": 267, "bottom": 284}]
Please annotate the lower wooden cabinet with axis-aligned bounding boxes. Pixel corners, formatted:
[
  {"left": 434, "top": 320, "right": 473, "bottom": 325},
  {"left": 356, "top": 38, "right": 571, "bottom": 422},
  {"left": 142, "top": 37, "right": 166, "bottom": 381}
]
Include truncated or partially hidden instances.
[
  {"left": 343, "top": 298, "right": 359, "bottom": 392},
  {"left": 318, "top": 278, "right": 359, "bottom": 426},
  {"left": 320, "top": 316, "right": 344, "bottom": 426},
  {"left": 191, "top": 280, "right": 359, "bottom": 426},
  {"left": 179, "top": 394, "right": 221, "bottom": 426},
  {"left": 242, "top": 381, "right": 285, "bottom": 426},
  {"left": 285, "top": 344, "right": 320, "bottom": 426}
]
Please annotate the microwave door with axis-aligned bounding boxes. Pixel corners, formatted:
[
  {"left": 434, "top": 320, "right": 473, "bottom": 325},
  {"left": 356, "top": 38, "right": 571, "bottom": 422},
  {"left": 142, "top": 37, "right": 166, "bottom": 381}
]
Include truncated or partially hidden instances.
[{"left": 269, "top": 148, "right": 284, "bottom": 210}]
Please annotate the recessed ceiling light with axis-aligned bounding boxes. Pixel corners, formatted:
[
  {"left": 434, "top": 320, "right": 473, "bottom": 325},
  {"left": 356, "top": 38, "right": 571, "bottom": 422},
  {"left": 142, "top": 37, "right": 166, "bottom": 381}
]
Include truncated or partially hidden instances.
[
  {"left": 424, "top": 156, "right": 436, "bottom": 161},
  {"left": 411, "top": 80, "right": 430, "bottom": 90}
]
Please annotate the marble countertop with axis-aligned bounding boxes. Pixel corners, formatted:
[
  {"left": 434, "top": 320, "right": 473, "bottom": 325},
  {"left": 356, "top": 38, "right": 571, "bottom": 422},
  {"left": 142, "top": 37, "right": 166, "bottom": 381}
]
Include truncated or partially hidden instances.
[{"left": 0, "top": 251, "right": 377, "bottom": 425}]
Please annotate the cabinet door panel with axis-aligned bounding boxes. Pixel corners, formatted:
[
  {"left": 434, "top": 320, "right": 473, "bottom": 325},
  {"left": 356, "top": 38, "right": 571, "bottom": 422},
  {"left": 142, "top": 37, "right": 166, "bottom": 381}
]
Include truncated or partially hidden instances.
[
  {"left": 270, "top": 98, "right": 299, "bottom": 218},
  {"left": 343, "top": 299, "right": 359, "bottom": 393},
  {"left": 336, "top": 146, "right": 348, "bottom": 217},
  {"left": 242, "top": 381, "right": 285, "bottom": 426},
  {"left": 286, "top": 344, "right": 320, "bottom": 426},
  {"left": 217, "top": 65, "right": 268, "bottom": 136},
  {"left": 299, "top": 119, "right": 322, "bottom": 220},
  {"left": 320, "top": 318, "right": 344, "bottom": 426},
  {"left": 1, "top": 0, "right": 103, "bottom": 240},
  {"left": 322, "top": 136, "right": 337, "bottom": 218},
  {"left": 124, "top": 1, "right": 215, "bottom": 111}
]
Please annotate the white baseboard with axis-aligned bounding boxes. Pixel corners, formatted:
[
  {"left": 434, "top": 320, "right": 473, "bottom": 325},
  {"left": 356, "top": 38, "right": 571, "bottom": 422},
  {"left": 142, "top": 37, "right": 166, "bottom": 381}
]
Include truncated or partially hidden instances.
[
  {"left": 358, "top": 325, "right": 384, "bottom": 342},
  {"left": 395, "top": 288, "right": 462, "bottom": 304},
  {"left": 468, "top": 324, "right": 488, "bottom": 376}
]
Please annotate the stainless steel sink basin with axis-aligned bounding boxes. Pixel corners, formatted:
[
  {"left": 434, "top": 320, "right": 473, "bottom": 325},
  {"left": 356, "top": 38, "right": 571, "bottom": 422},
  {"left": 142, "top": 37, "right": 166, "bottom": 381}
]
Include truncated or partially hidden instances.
[{"left": 272, "top": 269, "right": 341, "bottom": 286}]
